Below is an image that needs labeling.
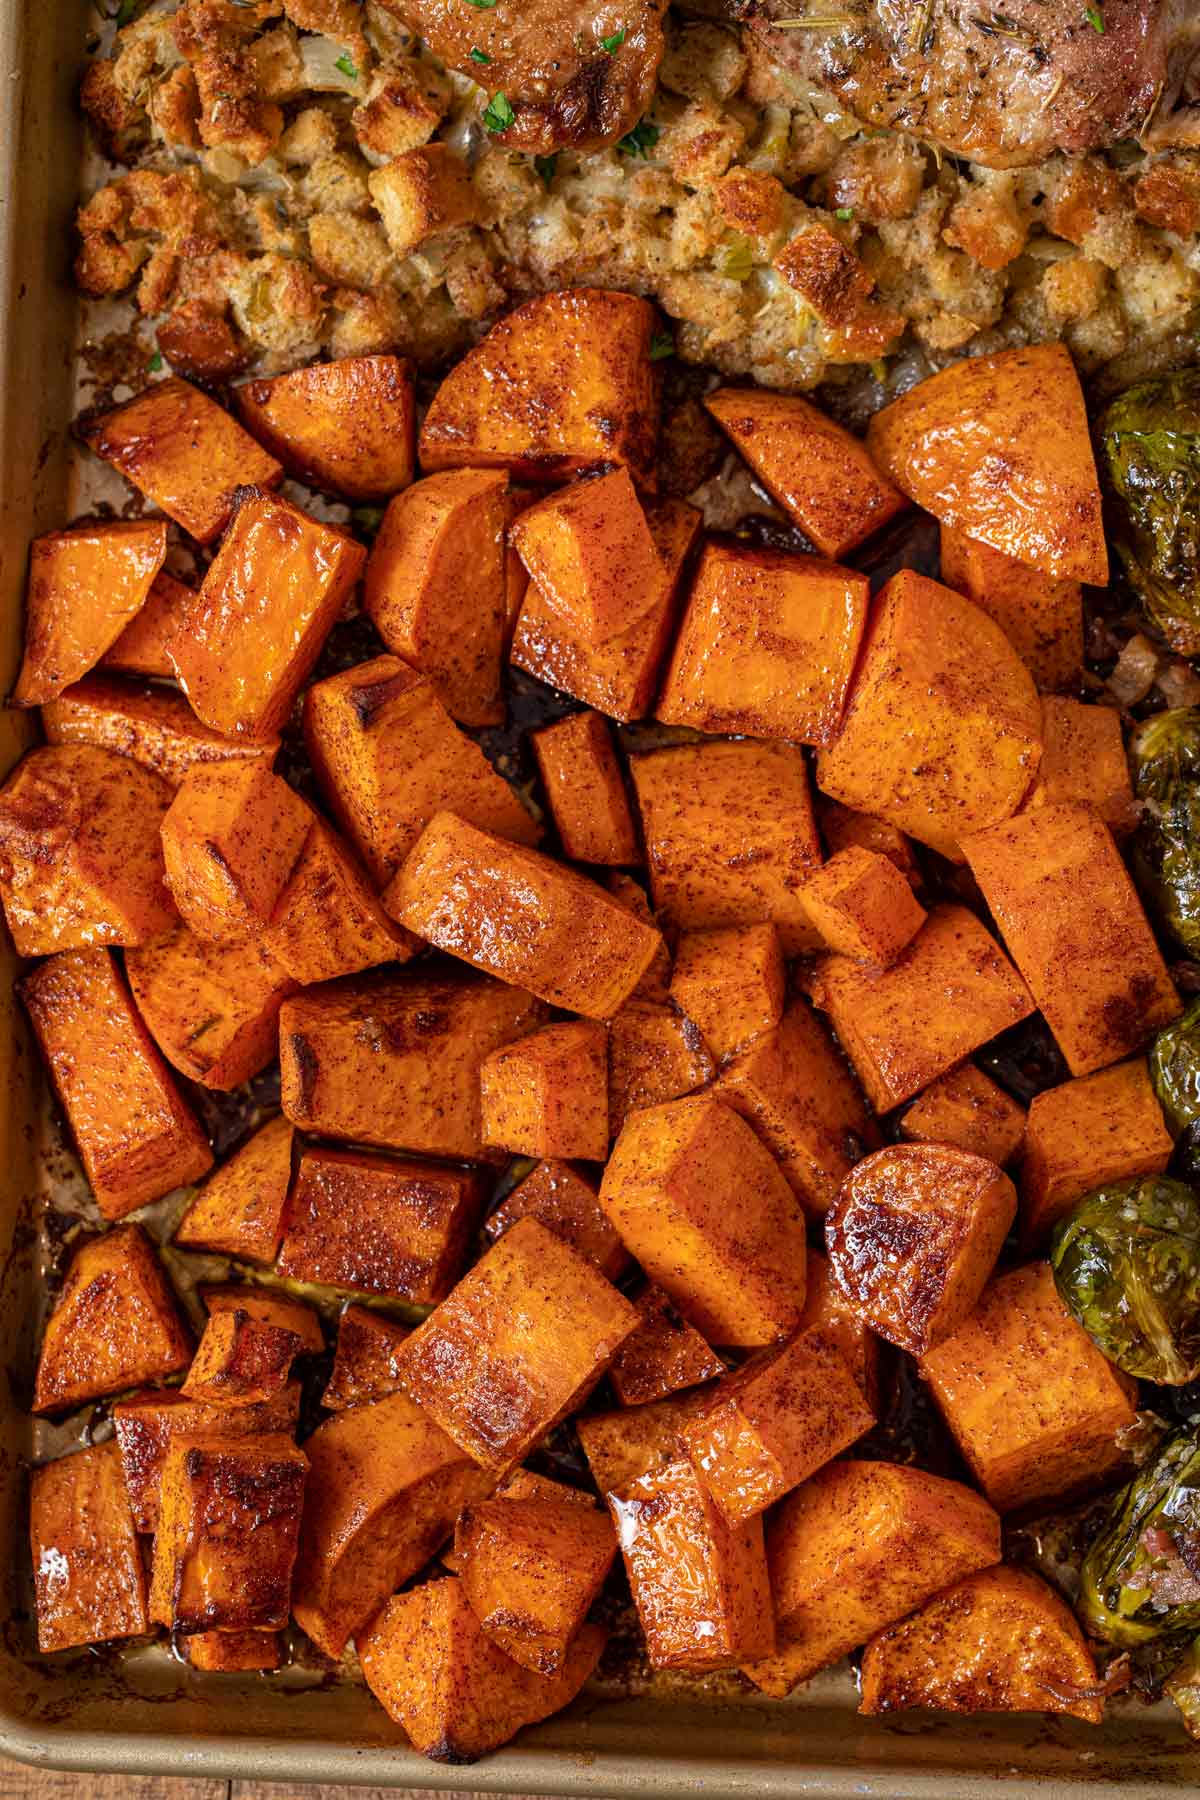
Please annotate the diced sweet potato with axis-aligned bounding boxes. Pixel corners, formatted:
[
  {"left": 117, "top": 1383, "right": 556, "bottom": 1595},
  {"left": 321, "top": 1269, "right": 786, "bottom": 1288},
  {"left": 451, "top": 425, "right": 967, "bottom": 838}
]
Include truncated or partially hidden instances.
[
  {"left": 799, "top": 846, "right": 927, "bottom": 966},
  {"left": 101, "top": 568, "right": 193, "bottom": 679},
  {"left": 186, "top": 1629, "right": 281, "bottom": 1672},
  {"left": 33, "top": 1224, "right": 192, "bottom": 1415},
  {"left": 14, "top": 518, "right": 167, "bottom": 705},
  {"left": 608, "top": 999, "right": 716, "bottom": 1136},
  {"left": 125, "top": 926, "right": 296, "bottom": 1090},
  {"left": 609, "top": 1284, "right": 725, "bottom": 1407},
  {"left": 818, "top": 796, "right": 921, "bottom": 889},
  {"left": 174, "top": 1115, "right": 294, "bottom": 1265},
  {"left": 859, "top": 1564, "right": 1104, "bottom": 1722},
  {"left": 181, "top": 1309, "right": 301, "bottom": 1408},
  {"left": 264, "top": 816, "right": 415, "bottom": 984},
  {"left": 900, "top": 1064, "right": 1027, "bottom": 1167},
  {"left": 865, "top": 344, "right": 1107, "bottom": 584},
  {"left": 394, "top": 1216, "right": 637, "bottom": 1471},
  {"left": 741, "top": 1460, "right": 1001, "bottom": 1696},
  {"left": 816, "top": 570, "right": 1042, "bottom": 861},
  {"left": 279, "top": 969, "right": 545, "bottom": 1157},
  {"left": 577, "top": 1390, "right": 713, "bottom": 1497},
  {"left": 827, "top": 1144, "right": 1017, "bottom": 1357},
  {"left": 234, "top": 353, "right": 415, "bottom": 500},
  {"left": 322, "top": 1305, "right": 410, "bottom": 1411},
  {"left": 169, "top": 489, "right": 366, "bottom": 738},
  {"left": 607, "top": 873, "right": 672, "bottom": 1001},
  {"left": 201, "top": 1285, "right": 324, "bottom": 1354},
  {"left": 919, "top": 1262, "right": 1139, "bottom": 1512},
  {"left": 160, "top": 761, "right": 310, "bottom": 943},
  {"left": 419, "top": 288, "right": 658, "bottom": 488},
  {"left": 30, "top": 1443, "right": 148, "bottom": 1653},
  {"left": 964, "top": 803, "right": 1181, "bottom": 1076},
  {"left": 797, "top": 1250, "right": 879, "bottom": 1411},
  {"left": 530, "top": 709, "right": 638, "bottom": 865},
  {"left": 599, "top": 1095, "right": 808, "bottom": 1347},
  {"left": 1018, "top": 1058, "right": 1173, "bottom": 1245},
  {"left": 1026, "top": 695, "right": 1136, "bottom": 836},
  {"left": 704, "top": 387, "right": 906, "bottom": 557},
  {"left": 511, "top": 469, "right": 661, "bottom": 644},
  {"left": 807, "top": 904, "right": 1034, "bottom": 1112},
  {"left": 657, "top": 543, "right": 869, "bottom": 746},
  {"left": 389, "top": 811, "right": 664, "bottom": 1020},
  {"left": 0, "top": 744, "right": 176, "bottom": 955},
  {"left": 368, "top": 144, "right": 480, "bottom": 257},
  {"left": 80, "top": 375, "right": 282, "bottom": 544},
  {"left": 483, "top": 1159, "right": 628, "bottom": 1282},
  {"left": 500, "top": 484, "right": 534, "bottom": 649},
  {"left": 480, "top": 1021, "right": 609, "bottom": 1160},
  {"left": 364, "top": 469, "right": 508, "bottom": 727},
  {"left": 669, "top": 924, "right": 784, "bottom": 1063},
  {"left": 303, "top": 654, "right": 538, "bottom": 885},
  {"left": 940, "top": 525, "right": 1084, "bottom": 693},
  {"left": 112, "top": 1384, "right": 300, "bottom": 1532},
  {"left": 20, "top": 949, "right": 212, "bottom": 1219},
  {"left": 42, "top": 673, "right": 281, "bottom": 787}
]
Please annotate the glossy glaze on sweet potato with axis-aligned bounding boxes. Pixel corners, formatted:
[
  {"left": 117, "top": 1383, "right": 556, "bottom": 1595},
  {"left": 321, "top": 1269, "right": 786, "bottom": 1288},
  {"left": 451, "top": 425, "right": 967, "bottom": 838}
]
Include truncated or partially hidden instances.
[{"left": 14, "top": 518, "right": 167, "bottom": 706}]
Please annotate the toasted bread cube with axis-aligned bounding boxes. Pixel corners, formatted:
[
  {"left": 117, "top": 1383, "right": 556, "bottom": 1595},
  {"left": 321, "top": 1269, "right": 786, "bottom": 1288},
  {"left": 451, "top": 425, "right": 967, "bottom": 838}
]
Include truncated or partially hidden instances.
[
  {"left": 14, "top": 517, "right": 167, "bottom": 705},
  {"left": 607, "top": 873, "right": 672, "bottom": 1001},
  {"left": 741, "top": 1461, "right": 1001, "bottom": 1696},
  {"left": 632, "top": 741, "right": 823, "bottom": 953},
  {"left": 264, "top": 817, "right": 415, "bottom": 984},
  {"left": 160, "top": 761, "right": 310, "bottom": 942},
  {"left": 704, "top": 387, "right": 907, "bottom": 560},
  {"left": 1018, "top": 1058, "right": 1172, "bottom": 1245},
  {"left": 280, "top": 970, "right": 545, "bottom": 1157},
  {"left": 965, "top": 804, "right": 1180, "bottom": 1076},
  {"left": 919, "top": 1262, "right": 1139, "bottom": 1512},
  {"left": 530, "top": 709, "right": 638, "bottom": 865},
  {"left": 807, "top": 904, "right": 1034, "bottom": 1112},
  {"left": 186, "top": 1629, "right": 281, "bottom": 1672},
  {"left": 42, "top": 673, "right": 281, "bottom": 786},
  {"left": 799, "top": 846, "right": 927, "bottom": 966},
  {"left": 609, "top": 1285, "right": 724, "bottom": 1407},
  {"left": 303, "top": 655, "right": 538, "bottom": 885},
  {"left": 669, "top": 925, "right": 784, "bottom": 1063},
  {"left": 360, "top": 1576, "right": 605, "bottom": 1763},
  {"left": 233, "top": 353, "right": 415, "bottom": 500},
  {"left": 369, "top": 144, "right": 480, "bottom": 257},
  {"left": 818, "top": 796, "right": 921, "bottom": 889},
  {"left": 394, "top": 1217, "right": 637, "bottom": 1471},
  {"left": 816, "top": 571, "right": 1042, "bottom": 862},
  {"left": 484, "top": 1159, "right": 628, "bottom": 1282},
  {"left": 608, "top": 1000, "right": 715, "bottom": 1136},
  {"left": 174, "top": 1115, "right": 294, "bottom": 1264},
  {"left": 859, "top": 1564, "right": 1103, "bottom": 1722},
  {"left": 511, "top": 469, "right": 661, "bottom": 645},
  {"left": 389, "top": 811, "right": 664, "bottom": 1020},
  {"left": 420, "top": 288, "right": 658, "bottom": 488},
  {"left": 126, "top": 926, "right": 296, "bottom": 1090},
  {"left": 364, "top": 469, "right": 508, "bottom": 727},
  {"left": 149, "top": 1432, "right": 307, "bottom": 1632},
  {"left": 80, "top": 376, "right": 282, "bottom": 544},
  {"left": 201, "top": 1285, "right": 324, "bottom": 1354},
  {"left": 600, "top": 1095, "right": 808, "bottom": 1347},
  {"left": 714, "top": 1000, "right": 873, "bottom": 1219},
  {"left": 323, "top": 1305, "right": 410, "bottom": 1411},
  {"left": 292, "top": 1390, "right": 490, "bottom": 1657},
  {"left": 798, "top": 1250, "right": 879, "bottom": 1410},
  {"left": 900, "top": 1063, "right": 1027, "bottom": 1166},
  {"left": 1026, "top": 695, "right": 1136, "bottom": 835},
  {"left": 30, "top": 1443, "right": 148, "bottom": 1653},
  {"left": 278, "top": 1145, "right": 484, "bottom": 1303},
  {"left": 480, "top": 1022, "right": 608, "bottom": 1160},
  {"left": 658, "top": 544, "right": 869, "bottom": 746},
  {"left": 940, "top": 524, "right": 1084, "bottom": 693},
  {"left": 101, "top": 567, "right": 192, "bottom": 679},
  {"left": 181, "top": 1309, "right": 301, "bottom": 1408},
  {"left": 20, "top": 949, "right": 212, "bottom": 1219},
  {"left": 827, "top": 1144, "right": 1017, "bottom": 1356},
  {"left": 112, "top": 1384, "right": 300, "bottom": 1532},
  {"left": 0, "top": 744, "right": 176, "bottom": 955},
  {"left": 33, "top": 1224, "right": 192, "bottom": 1415}
]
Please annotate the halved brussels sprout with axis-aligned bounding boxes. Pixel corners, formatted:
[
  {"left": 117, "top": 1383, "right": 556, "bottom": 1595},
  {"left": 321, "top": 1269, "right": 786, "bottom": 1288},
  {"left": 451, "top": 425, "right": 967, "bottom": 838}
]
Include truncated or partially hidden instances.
[
  {"left": 1152, "top": 998, "right": 1200, "bottom": 1138},
  {"left": 1079, "top": 1429, "right": 1200, "bottom": 1648},
  {"left": 1129, "top": 708, "right": 1200, "bottom": 959},
  {"left": 1100, "top": 368, "right": 1200, "bottom": 656}
]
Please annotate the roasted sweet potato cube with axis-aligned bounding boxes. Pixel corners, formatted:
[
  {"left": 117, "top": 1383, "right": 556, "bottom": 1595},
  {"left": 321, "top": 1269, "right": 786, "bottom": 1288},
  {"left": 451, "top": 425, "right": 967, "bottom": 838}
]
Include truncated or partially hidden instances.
[
  {"left": 669, "top": 925, "right": 784, "bottom": 1063},
  {"left": 480, "top": 1022, "right": 608, "bottom": 1160},
  {"left": 303, "top": 655, "right": 538, "bottom": 885},
  {"left": 149, "top": 1432, "right": 307, "bottom": 1632},
  {"left": 658, "top": 544, "right": 869, "bottom": 746},
  {"left": 234, "top": 353, "right": 415, "bottom": 500},
  {"left": 181, "top": 1309, "right": 301, "bottom": 1408},
  {"left": 704, "top": 387, "right": 907, "bottom": 560},
  {"left": 279, "top": 970, "right": 545, "bottom": 1157},
  {"left": 80, "top": 375, "right": 282, "bottom": 544},
  {"left": 608, "top": 1000, "right": 715, "bottom": 1137},
  {"left": 14, "top": 517, "right": 167, "bottom": 705},
  {"left": 169, "top": 489, "right": 365, "bottom": 739},
  {"left": 818, "top": 797, "right": 920, "bottom": 889},
  {"left": 511, "top": 469, "right": 661, "bottom": 644},
  {"left": 30, "top": 1443, "right": 148, "bottom": 1653},
  {"left": 201, "top": 1285, "right": 324, "bottom": 1354},
  {"left": 20, "top": 949, "right": 212, "bottom": 1219},
  {"left": 484, "top": 1160, "right": 628, "bottom": 1281},
  {"left": 394, "top": 1216, "right": 638, "bottom": 1471},
  {"left": 859, "top": 1564, "right": 1103, "bottom": 1722},
  {"left": 42, "top": 673, "right": 281, "bottom": 787},
  {"left": 389, "top": 811, "right": 664, "bottom": 1020},
  {"left": 797, "top": 1251, "right": 879, "bottom": 1411},
  {"left": 126, "top": 926, "right": 296, "bottom": 1090},
  {"left": 964, "top": 803, "right": 1180, "bottom": 1077},
  {"left": 112, "top": 1384, "right": 300, "bottom": 1532},
  {"left": 369, "top": 144, "right": 480, "bottom": 257},
  {"left": 940, "top": 525, "right": 1084, "bottom": 693},
  {"left": 632, "top": 740, "right": 823, "bottom": 953},
  {"left": 1026, "top": 695, "right": 1136, "bottom": 835},
  {"left": 609, "top": 1285, "right": 724, "bottom": 1407},
  {"left": 419, "top": 288, "right": 658, "bottom": 488},
  {"left": 826, "top": 1144, "right": 1017, "bottom": 1357},
  {"left": 599, "top": 1095, "right": 808, "bottom": 1347},
  {"left": 292, "top": 1390, "right": 490, "bottom": 1657},
  {"left": 1018, "top": 1058, "right": 1173, "bottom": 1245},
  {"left": 364, "top": 469, "right": 508, "bottom": 727},
  {"left": 530, "top": 709, "right": 638, "bottom": 865},
  {"left": 160, "top": 761, "right": 310, "bottom": 942},
  {"left": 186, "top": 1629, "right": 281, "bottom": 1672},
  {"left": 0, "top": 744, "right": 176, "bottom": 955},
  {"left": 323, "top": 1305, "right": 410, "bottom": 1411},
  {"left": 919, "top": 1262, "right": 1139, "bottom": 1512},
  {"left": 606, "top": 873, "right": 672, "bottom": 1001},
  {"left": 900, "top": 1063, "right": 1027, "bottom": 1167},
  {"left": 264, "top": 817, "right": 415, "bottom": 984},
  {"left": 576, "top": 1390, "right": 713, "bottom": 1497},
  {"left": 101, "top": 568, "right": 193, "bottom": 679},
  {"left": 741, "top": 1461, "right": 1001, "bottom": 1696},
  {"left": 799, "top": 846, "right": 927, "bottom": 966},
  {"left": 359, "top": 1577, "right": 606, "bottom": 1763},
  {"left": 174, "top": 1115, "right": 294, "bottom": 1264},
  {"left": 807, "top": 904, "right": 1034, "bottom": 1112},
  {"left": 33, "top": 1224, "right": 192, "bottom": 1415}
]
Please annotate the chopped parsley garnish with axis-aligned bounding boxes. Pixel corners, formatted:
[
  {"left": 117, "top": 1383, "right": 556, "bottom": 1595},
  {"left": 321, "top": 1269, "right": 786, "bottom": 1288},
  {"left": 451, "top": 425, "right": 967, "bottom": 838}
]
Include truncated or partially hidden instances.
[
  {"left": 649, "top": 332, "right": 676, "bottom": 361},
  {"left": 115, "top": 0, "right": 140, "bottom": 25},
  {"left": 835, "top": 205, "right": 855, "bottom": 221},
  {"left": 617, "top": 118, "right": 659, "bottom": 158},
  {"left": 464, "top": 0, "right": 498, "bottom": 9},
  {"left": 601, "top": 28, "right": 626, "bottom": 53},
  {"left": 146, "top": 350, "right": 163, "bottom": 373},
  {"left": 483, "top": 90, "right": 515, "bottom": 133},
  {"left": 534, "top": 153, "right": 559, "bottom": 185},
  {"left": 335, "top": 52, "right": 358, "bottom": 78},
  {"left": 470, "top": 46, "right": 491, "bottom": 62},
  {"left": 1085, "top": 3, "right": 1104, "bottom": 27}
]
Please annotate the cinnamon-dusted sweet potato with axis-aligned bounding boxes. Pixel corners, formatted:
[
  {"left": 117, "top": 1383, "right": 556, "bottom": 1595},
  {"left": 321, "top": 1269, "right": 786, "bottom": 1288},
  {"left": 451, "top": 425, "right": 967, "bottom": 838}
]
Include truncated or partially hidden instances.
[
  {"left": 608, "top": 999, "right": 716, "bottom": 1136},
  {"left": 0, "top": 744, "right": 176, "bottom": 955},
  {"left": 419, "top": 288, "right": 658, "bottom": 488},
  {"left": 1018, "top": 1059, "right": 1172, "bottom": 1245},
  {"left": 101, "top": 568, "right": 193, "bottom": 679},
  {"left": 483, "top": 1159, "right": 628, "bottom": 1282},
  {"left": 169, "top": 489, "right": 366, "bottom": 738},
  {"left": 609, "top": 1285, "right": 723, "bottom": 1409},
  {"left": 368, "top": 144, "right": 481, "bottom": 257},
  {"left": 112, "top": 1384, "right": 300, "bottom": 1532},
  {"left": 14, "top": 517, "right": 167, "bottom": 705},
  {"left": 818, "top": 796, "right": 920, "bottom": 889},
  {"left": 80, "top": 376, "right": 282, "bottom": 544},
  {"left": 174, "top": 1115, "right": 294, "bottom": 1265},
  {"left": 1025, "top": 695, "right": 1136, "bottom": 835},
  {"left": 510, "top": 468, "right": 661, "bottom": 644},
  {"left": 186, "top": 1630, "right": 280, "bottom": 1672},
  {"left": 940, "top": 524, "right": 1084, "bottom": 692},
  {"left": 669, "top": 924, "right": 784, "bottom": 1063},
  {"left": 160, "top": 761, "right": 310, "bottom": 942},
  {"left": 799, "top": 846, "right": 927, "bottom": 966},
  {"left": 264, "top": 816, "right": 415, "bottom": 984},
  {"left": 42, "top": 674, "right": 281, "bottom": 787},
  {"left": 866, "top": 344, "right": 1107, "bottom": 584},
  {"left": 201, "top": 1285, "right": 324, "bottom": 1354},
  {"left": 30, "top": 1443, "right": 148, "bottom": 1653},
  {"left": 797, "top": 1251, "right": 879, "bottom": 1411},
  {"left": 900, "top": 1063, "right": 1027, "bottom": 1167},
  {"left": 322, "top": 1305, "right": 410, "bottom": 1411},
  {"left": 530, "top": 709, "right": 638, "bottom": 865},
  {"left": 606, "top": 873, "right": 672, "bottom": 1001},
  {"left": 181, "top": 1309, "right": 301, "bottom": 1408},
  {"left": 126, "top": 927, "right": 296, "bottom": 1090},
  {"left": 20, "top": 949, "right": 212, "bottom": 1219},
  {"left": 234, "top": 353, "right": 415, "bottom": 500},
  {"left": 480, "top": 1021, "right": 609, "bottom": 1160}
]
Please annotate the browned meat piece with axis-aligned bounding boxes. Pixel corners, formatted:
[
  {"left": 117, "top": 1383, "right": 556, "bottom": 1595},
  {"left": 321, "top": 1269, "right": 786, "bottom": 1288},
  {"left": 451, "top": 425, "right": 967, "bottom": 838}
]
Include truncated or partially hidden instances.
[{"left": 738, "top": 0, "right": 1200, "bottom": 169}]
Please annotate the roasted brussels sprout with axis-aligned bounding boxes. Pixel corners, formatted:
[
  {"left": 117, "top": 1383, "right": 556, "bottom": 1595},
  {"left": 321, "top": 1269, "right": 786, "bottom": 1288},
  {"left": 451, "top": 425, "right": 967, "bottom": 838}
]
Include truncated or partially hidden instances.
[
  {"left": 1129, "top": 708, "right": 1200, "bottom": 960},
  {"left": 1100, "top": 368, "right": 1200, "bottom": 656},
  {"left": 1152, "top": 998, "right": 1200, "bottom": 1139},
  {"left": 1051, "top": 1178, "right": 1200, "bottom": 1385},
  {"left": 1079, "top": 1429, "right": 1200, "bottom": 1648}
]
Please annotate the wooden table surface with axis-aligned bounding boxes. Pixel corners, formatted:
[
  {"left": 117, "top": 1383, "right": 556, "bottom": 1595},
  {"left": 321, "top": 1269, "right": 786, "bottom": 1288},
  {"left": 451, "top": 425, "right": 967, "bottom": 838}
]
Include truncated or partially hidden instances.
[{"left": 0, "top": 1763, "right": 521, "bottom": 1800}]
